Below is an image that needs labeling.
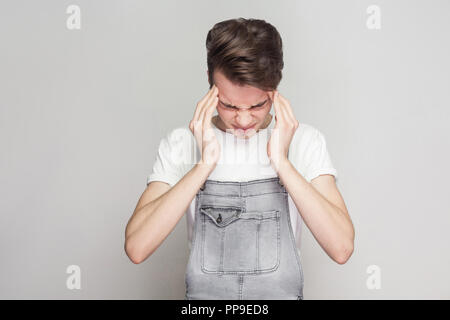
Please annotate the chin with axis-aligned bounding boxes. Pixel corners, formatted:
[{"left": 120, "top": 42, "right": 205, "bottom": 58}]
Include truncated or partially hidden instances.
[{"left": 233, "top": 126, "right": 259, "bottom": 139}]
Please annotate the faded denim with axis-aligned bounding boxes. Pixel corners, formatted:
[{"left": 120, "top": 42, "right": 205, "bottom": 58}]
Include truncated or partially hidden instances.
[{"left": 184, "top": 177, "right": 304, "bottom": 300}]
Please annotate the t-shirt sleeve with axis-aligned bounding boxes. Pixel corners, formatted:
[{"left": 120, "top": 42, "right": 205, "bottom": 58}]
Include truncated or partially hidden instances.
[
  {"left": 303, "top": 128, "right": 338, "bottom": 183},
  {"left": 146, "top": 128, "right": 191, "bottom": 187}
]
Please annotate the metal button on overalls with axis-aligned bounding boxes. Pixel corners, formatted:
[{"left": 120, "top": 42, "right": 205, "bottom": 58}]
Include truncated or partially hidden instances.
[{"left": 184, "top": 177, "right": 304, "bottom": 300}]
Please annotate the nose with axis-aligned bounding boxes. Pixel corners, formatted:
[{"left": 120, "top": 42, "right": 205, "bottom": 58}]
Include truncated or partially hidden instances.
[{"left": 235, "top": 110, "right": 254, "bottom": 128}]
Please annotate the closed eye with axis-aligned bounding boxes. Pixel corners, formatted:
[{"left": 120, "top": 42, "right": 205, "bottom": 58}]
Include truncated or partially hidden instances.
[
  {"left": 220, "top": 101, "right": 237, "bottom": 109},
  {"left": 220, "top": 99, "right": 268, "bottom": 110}
]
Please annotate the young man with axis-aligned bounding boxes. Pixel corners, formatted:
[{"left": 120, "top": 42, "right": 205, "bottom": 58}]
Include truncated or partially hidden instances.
[{"left": 125, "top": 18, "right": 354, "bottom": 300}]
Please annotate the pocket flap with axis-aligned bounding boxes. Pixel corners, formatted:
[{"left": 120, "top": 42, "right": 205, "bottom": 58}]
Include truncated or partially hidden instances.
[
  {"left": 200, "top": 206, "right": 242, "bottom": 227},
  {"left": 200, "top": 207, "right": 280, "bottom": 227}
]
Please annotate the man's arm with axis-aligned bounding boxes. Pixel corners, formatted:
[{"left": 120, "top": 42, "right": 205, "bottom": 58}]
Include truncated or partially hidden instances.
[
  {"left": 124, "top": 163, "right": 213, "bottom": 264},
  {"left": 125, "top": 84, "right": 221, "bottom": 264},
  {"left": 277, "top": 160, "right": 354, "bottom": 264}
]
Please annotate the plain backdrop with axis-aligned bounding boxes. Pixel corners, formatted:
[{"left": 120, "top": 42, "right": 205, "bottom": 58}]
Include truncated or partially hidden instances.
[{"left": 1, "top": 0, "right": 449, "bottom": 299}]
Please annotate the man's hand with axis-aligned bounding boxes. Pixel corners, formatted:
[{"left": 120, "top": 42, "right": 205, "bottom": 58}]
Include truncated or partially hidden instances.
[
  {"left": 189, "top": 84, "right": 221, "bottom": 170},
  {"left": 267, "top": 91, "right": 299, "bottom": 173}
]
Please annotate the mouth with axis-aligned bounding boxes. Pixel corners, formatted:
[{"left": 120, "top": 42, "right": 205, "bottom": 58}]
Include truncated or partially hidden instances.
[{"left": 232, "top": 124, "right": 256, "bottom": 132}]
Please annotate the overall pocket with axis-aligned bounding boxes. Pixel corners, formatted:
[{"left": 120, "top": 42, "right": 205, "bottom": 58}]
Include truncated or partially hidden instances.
[{"left": 200, "top": 206, "right": 281, "bottom": 274}]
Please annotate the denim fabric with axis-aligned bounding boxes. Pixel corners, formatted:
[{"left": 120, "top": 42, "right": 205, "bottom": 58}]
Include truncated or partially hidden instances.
[{"left": 184, "top": 177, "right": 304, "bottom": 300}]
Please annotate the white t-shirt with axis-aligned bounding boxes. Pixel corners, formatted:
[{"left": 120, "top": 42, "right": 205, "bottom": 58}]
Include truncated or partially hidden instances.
[{"left": 146, "top": 115, "right": 338, "bottom": 254}]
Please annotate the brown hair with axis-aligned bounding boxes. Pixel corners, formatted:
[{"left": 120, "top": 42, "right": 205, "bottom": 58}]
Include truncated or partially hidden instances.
[{"left": 206, "top": 18, "right": 284, "bottom": 92}]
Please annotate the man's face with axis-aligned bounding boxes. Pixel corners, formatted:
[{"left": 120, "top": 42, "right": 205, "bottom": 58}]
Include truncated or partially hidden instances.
[{"left": 212, "top": 69, "right": 274, "bottom": 139}]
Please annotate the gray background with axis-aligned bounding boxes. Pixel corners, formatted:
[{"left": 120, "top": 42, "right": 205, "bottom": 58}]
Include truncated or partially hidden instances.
[{"left": 1, "top": 0, "right": 449, "bottom": 299}]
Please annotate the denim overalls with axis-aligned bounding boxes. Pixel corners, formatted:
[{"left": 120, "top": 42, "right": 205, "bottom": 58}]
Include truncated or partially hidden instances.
[{"left": 184, "top": 177, "right": 304, "bottom": 300}]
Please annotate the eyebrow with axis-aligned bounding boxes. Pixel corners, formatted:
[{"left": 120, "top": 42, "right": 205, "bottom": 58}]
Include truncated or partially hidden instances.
[{"left": 219, "top": 99, "right": 268, "bottom": 109}]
